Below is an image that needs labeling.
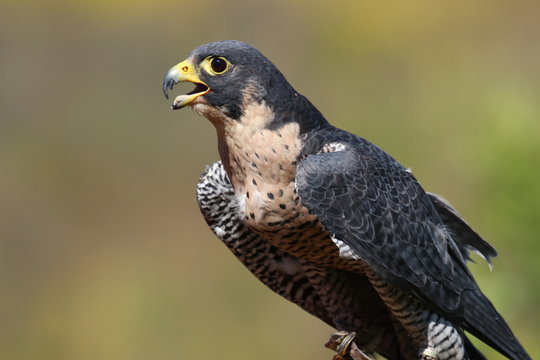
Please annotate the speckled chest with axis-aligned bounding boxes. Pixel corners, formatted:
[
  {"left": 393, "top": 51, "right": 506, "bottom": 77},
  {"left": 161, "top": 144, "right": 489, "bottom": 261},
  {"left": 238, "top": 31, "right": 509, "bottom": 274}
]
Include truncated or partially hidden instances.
[{"left": 217, "top": 120, "right": 342, "bottom": 266}]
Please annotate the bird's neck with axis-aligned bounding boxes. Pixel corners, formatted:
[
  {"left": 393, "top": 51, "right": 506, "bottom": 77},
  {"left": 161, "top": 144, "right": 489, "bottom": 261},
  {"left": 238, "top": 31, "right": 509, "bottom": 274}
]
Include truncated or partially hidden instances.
[
  {"left": 267, "top": 92, "right": 331, "bottom": 135},
  {"left": 194, "top": 93, "right": 328, "bottom": 191}
]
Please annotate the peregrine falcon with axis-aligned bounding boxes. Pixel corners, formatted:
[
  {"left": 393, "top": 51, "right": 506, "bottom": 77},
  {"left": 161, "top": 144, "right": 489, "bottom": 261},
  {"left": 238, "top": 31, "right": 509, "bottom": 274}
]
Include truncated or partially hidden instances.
[{"left": 162, "top": 40, "right": 530, "bottom": 360}]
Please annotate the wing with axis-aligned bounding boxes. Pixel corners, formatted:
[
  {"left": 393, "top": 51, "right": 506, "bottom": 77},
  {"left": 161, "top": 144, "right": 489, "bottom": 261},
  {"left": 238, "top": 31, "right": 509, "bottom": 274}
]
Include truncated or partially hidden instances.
[
  {"left": 296, "top": 148, "right": 464, "bottom": 309},
  {"left": 295, "top": 137, "right": 530, "bottom": 360},
  {"left": 427, "top": 192, "right": 497, "bottom": 266},
  {"left": 196, "top": 161, "right": 410, "bottom": 360}
]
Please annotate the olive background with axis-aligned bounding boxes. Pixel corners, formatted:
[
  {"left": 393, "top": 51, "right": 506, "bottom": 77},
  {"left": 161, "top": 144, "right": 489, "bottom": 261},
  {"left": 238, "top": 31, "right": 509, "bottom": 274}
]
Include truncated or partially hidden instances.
[{"left": 1, "top": 1, "right": 539, "bottom": 359}]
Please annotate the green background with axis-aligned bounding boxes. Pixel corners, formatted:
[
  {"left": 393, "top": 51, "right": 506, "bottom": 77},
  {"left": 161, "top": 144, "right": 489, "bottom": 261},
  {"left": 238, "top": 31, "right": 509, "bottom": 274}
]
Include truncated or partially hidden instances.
[{"left": 1, "top": 1, "right": 539, "bottom": 359}]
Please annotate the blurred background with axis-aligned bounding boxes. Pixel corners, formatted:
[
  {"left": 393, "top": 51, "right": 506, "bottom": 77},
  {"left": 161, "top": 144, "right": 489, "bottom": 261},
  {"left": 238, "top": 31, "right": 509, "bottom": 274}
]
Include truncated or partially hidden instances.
[{"left": 1, "top": 1, "right": 539, "bottom": 359}]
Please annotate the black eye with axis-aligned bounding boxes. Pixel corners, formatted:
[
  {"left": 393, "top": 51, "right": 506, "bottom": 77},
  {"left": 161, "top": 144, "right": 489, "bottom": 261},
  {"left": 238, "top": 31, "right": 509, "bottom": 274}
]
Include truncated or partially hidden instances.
[{"left": 210, "top": 57, "right": 228, "bottom": 73}]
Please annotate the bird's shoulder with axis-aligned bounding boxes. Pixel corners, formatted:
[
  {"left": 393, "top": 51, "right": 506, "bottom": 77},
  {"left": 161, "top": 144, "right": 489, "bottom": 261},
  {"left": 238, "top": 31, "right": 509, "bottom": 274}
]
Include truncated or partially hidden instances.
[{"left": 299, "top": 126, "right": 414, "bottom": 187}]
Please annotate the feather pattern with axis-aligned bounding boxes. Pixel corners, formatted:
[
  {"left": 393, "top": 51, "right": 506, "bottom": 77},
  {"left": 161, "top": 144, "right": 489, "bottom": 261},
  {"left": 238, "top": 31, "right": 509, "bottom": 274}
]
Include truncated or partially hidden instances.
[{"left": 296, "top": 127, "right": 529, "bottom": 360}]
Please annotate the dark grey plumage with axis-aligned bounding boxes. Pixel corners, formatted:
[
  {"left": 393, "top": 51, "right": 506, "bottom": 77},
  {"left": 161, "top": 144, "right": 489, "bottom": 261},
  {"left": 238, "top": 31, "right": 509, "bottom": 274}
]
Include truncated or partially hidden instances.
[
  {"left": 296, "top": 128, "right": 526, "bottom": 359},
  {"left": 197, "top": 161, "right": 417, "bottom": 359},
  {"left": 163, "top": 40, "right": 530, "bottom": 360}
]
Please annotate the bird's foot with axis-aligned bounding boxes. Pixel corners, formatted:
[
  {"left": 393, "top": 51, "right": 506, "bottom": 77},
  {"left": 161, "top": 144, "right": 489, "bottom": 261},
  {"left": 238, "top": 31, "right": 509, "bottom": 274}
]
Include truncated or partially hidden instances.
[
  {"left": 325, "top": 331, "right": 373, "bottom": 360},
  {"left": 325, "top": 331, "right": 356, "bottom": 359},
  {"left": 418, "top": 348, "right": 437, "bottom": 360}
]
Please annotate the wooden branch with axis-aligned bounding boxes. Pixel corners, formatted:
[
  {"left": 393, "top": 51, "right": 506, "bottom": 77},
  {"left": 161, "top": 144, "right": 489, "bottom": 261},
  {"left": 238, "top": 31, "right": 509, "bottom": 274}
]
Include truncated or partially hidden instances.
[{"left": 324, "top": 331, "right": 374, "bottom": 360}]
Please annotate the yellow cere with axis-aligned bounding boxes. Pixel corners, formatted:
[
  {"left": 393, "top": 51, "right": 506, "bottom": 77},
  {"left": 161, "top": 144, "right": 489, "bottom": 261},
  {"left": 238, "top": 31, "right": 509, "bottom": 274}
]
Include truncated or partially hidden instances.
[{"left": 170, "top": 59, "right": 201, "bottom": 83}]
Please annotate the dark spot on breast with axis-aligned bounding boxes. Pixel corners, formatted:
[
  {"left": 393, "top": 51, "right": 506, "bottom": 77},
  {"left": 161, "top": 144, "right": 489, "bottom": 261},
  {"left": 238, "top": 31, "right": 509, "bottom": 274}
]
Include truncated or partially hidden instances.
[
  {"left": 279, "top": 164, "right": 283, "bottom": 170},
  {"left": 250, "top": 212, "right": 255, "bottom": 219},
  {"left": 251, "top": 162, "right": 257, "bottom": 168},
  {"left": 272, "top": 148, "right": 276, "bottom": 153},
  {"left": 291, "top": 160, "right": 297, "bottom": 166},
  {"left": 284, "top": 144, "right": 290, "bottom": 151},
  {"left": 246, "top": 191, "right": 250, "bottom": 199},
  {"left": 255, "top": 152, "right": 260, "bottom": 159},
  {"left": 267, "top": 192, "right": 274, "bottom": 199},
  {"left": 279, "top": 204, "right": 286, "bottom": 209},
  {"left": 252, "top": 178, "right": 257, "bottom": 186},
  {"left": 264, "top": 156, "right": 268, "bottom": 162},
  {"left": 278, "top": 189, "right": 284, "bottom": 197}
]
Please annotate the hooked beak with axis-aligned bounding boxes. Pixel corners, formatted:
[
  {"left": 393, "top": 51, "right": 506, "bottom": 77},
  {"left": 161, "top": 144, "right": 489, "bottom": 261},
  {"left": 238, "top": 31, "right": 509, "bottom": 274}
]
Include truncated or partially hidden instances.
[{"left": 162, "top": 60, "right": 211, "bottom": 110}]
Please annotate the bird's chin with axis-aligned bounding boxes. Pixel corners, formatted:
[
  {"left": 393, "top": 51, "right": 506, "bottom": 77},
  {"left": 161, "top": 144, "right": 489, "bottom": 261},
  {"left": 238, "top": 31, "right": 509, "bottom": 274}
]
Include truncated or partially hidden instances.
[
  {"left": 191, "top": 101, "right": 209, "bottom": 114},
  {"left": 192, "top": 101, "right": 234, "bottom": 127}
]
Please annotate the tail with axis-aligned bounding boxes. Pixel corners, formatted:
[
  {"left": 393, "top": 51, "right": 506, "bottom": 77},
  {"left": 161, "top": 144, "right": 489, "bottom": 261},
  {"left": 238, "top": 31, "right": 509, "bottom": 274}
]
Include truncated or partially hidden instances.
[
  {"left": 461, "top": 289, "right": 531, "bottom": 360},
  {"left": 463, "top": 334, "right": 486, "bottom": 360},
  {"left": 429, "top": 193, "right": 530, "bottom": 360}
]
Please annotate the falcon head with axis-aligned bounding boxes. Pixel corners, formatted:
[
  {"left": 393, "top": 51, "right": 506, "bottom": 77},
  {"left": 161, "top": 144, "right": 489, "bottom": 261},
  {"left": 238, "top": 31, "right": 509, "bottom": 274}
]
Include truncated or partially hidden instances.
[{"left": 163, "top": 40, "right": 326, "bottom": 132}]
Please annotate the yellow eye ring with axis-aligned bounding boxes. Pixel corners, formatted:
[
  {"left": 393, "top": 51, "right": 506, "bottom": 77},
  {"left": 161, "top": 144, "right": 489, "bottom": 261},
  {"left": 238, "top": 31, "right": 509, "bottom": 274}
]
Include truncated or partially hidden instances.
[{"left": 202, "top": 56, "right": 230, "bottom": 75}]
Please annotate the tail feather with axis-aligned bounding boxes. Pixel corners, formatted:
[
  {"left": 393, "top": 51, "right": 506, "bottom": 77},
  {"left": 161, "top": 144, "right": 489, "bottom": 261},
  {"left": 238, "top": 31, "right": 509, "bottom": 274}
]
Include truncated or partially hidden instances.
[
  {"left": 462, "top": 290, "right": 530, "bottom": 360},
  {"left": 463, "top": 334, "right": 487, "bottom": 360},
  {"left": 428, "top": 193, "right": 529, "bottom": 360}
]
